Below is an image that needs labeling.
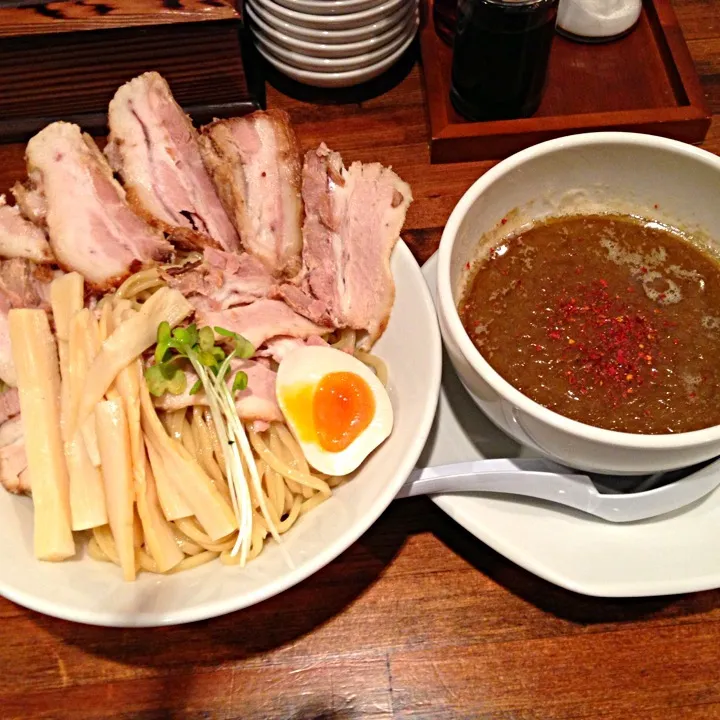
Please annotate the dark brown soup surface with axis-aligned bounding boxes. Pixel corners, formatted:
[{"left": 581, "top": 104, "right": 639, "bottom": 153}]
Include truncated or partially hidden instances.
[{"left": 459, "top": 214, "right": 720, "bottom": 434}]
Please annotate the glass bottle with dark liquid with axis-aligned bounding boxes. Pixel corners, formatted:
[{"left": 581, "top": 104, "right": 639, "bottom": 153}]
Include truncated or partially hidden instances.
[{"left": 450, "top": 0, "right": 559, "bottom": 122}]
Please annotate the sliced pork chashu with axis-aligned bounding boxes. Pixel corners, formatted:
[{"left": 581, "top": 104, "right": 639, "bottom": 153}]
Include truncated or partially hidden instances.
[
  {"left": 279, "top": 143, "right": 413, "bottom": 348},
  {"left": 199, "top": 110, "right": 303, "bottom": 277},
  {"left": 197, "top": 298, "right": 328, "bottom": 351},
  {"left": 0, "top": 258, "right": 54, "bottom": 387},
  {"left": 0, "top": 195, "right": 53, "bottom": 264},
  {"left": 106, "top": 72, "right": 240, "bottom": 253},
  {"left": 22, "top": 122, "right": 172, "bottom": 289},
  {"left": 163, "top": 247, "right": 274, "bottom": 314}
]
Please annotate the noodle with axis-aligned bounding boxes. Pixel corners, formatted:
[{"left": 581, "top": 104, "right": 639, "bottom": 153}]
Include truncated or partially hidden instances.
[
  {"left": 173, "top": 517, "right": 236, "bottom": 553},
  {"left": 115, "top": 268, "right": 164, "bottom": 303},
  {"left": 355, "top": 350, "right": 389, "bottom": 386},
  {"left": 26, "top": 266, "right": 390, "bottom": 579},
  {"left": 249, "top": 429, "right": 331, "bottom": 495}
]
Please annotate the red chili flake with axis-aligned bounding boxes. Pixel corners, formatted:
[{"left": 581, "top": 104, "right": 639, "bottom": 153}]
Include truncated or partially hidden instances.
[
  {"left": 501, "top": 218, "right": 508, "bottom": 225},
  {"left": 640, "top": 266, "right": 648, "bottom": 274},
  {"left": 654, "top": 204, "right": 659, "bottom": 209},
  {"left": 542, "top": 277, "right": 661, "bottom": 400},
  {"left": 689, "top": 392, "right": 697, "bottom": 399},
  {"left": 465, "top": 262, "right": 471, "bottom": 270}
]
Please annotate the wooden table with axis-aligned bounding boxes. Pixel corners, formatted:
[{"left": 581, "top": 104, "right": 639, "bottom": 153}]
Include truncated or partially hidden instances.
[{"left": 1, "top": 1, "right": 719, "bottom": 717}]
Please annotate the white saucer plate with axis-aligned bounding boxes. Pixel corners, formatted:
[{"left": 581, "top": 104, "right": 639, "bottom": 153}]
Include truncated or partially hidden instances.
[
  {"left": 420, "top": 252, "right": 720, "bottom": 598},
  {"left": 255, "top": 27, "right": 416, "bottom": 88},
  {"left": 253, "top": 15, "right": 416, "bottom": 72}
]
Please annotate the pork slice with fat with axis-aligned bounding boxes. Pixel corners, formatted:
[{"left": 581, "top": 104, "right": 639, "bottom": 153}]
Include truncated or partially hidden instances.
[
  {"left": 256, "top": 335, "right": 329, "bottom": 364},
  {"left": 199, "top": 110, "right": 303, "bottom": 277},
  {"left": 0, "top": 392, "right": 28, "bottom": 495},
  {"left": 106, "top": 72, "right": 240, "bottom": 253},
  {"left": 197, "top": 298, "right": 329, "bottom": 351},
  {"left": 0, "top": 259, "right": 54, "bottom": 387},
  {"left": 0, "top": 195, "right": 53, "bottom": 263},
  {"left": 0, "top": 415, "right": 29, "bottom": 495},
  {"left": 22, "top": 121, "right": 172, "bottom": 289},
  {"left": 278, "top": 143, "right": 412, "bottom": 348},
  {"left": 163, "top": 247, "right": 274, "bottom": 313}
]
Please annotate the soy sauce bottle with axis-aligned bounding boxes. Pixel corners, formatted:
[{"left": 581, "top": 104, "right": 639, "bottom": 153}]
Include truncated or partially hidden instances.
[{"left": 450, "top": 0, "right": 559, "bottom": 122}]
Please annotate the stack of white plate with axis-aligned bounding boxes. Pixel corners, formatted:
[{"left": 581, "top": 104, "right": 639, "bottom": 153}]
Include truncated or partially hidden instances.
[{"left": 246, "top": 0, "right": 419, "bottom": 88}]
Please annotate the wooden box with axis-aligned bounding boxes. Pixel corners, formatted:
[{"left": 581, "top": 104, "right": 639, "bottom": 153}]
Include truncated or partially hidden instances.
[
  {"left": 420, "top": 0, "right": 712, "bottom": 163},
  {"left": 0, "top": 0, "right": 264, "bottom": 142}
]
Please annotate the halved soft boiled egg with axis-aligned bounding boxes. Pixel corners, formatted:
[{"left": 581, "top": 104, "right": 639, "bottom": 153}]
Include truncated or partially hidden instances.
[{"left": 276, "top": 346, "right": 393, "bottom": 476}]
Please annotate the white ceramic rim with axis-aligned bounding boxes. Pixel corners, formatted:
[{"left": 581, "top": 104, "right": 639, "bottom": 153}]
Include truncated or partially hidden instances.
[
  {"left": 2, "top": 241, "right": 442, "bottom": 626},
  {"left": 247, "top": 3, "right": 414, "bottom": 54},
  {"left": 272, "top": 0, "right": 392, "bottom": 15},
  {"left": 248, "top": 0, "right": 415, "bottom": 42},
  {"left": 256, "top": 26, "right": 415, "bottom": 80},
  {"left": 253, "top": 16, "right": 415, "bottom": 69},
  {"left": 437, "top": 131, "right": 720, "bottom": 451},
  {"left": 251, "top": 0, "right": 408, "bottom": 25}
]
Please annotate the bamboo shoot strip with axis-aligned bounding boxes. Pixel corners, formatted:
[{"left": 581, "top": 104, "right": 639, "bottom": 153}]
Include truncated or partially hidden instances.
[
  {"left": 139, "top": 379, "right": 237, "bottom": 540},
  {"left": 62, "top": 305, "right": 107, "bottom": 530},
  {"left": 141, "top": 454, "right": 185, "bottom": 572},
  {"left": 79, "top": 310, "right": 102, "bottom": 467},
  {"left": 145, "top": 433, "right": 192, "bottom": 521},
  {"left": 73, "top": 287, "right": 192, "bottom": 435},
  {"left": 95, "top": 400, "right": 136, "bottom": 581},
  {"left": 9, "top": 309, "right": 74, "bottom": 561},
  {"left": 50, "top": 272, "right": 84, "bottom": 372},
  {"left": 114, "top": 351, "right": 184, "bottom": 573}
]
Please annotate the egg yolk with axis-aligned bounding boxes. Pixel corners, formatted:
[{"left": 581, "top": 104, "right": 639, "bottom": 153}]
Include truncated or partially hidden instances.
[
  {"left": 313, "top": 372, "right": 375, "bottom": 452},
  {"left": 281, "top": 372, "right": 376, "bottom": 453}
]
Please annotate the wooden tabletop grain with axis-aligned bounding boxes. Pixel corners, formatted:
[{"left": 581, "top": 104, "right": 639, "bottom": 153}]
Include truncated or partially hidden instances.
[{"left": 1, "top": 2, "right": 720, "bottom": 717}]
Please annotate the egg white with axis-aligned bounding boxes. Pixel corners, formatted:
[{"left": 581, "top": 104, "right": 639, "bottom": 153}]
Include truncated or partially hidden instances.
[{"left": 275, "top": 346, "right": 393, "bottom": 476}]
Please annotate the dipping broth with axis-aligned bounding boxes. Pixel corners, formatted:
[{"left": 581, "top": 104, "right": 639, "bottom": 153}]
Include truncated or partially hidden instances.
[{"left": 459, "top": 214, "right": 720, "bottom": 434}]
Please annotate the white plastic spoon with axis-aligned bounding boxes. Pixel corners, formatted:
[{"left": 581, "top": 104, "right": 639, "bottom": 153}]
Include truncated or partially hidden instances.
[{"left": 397, "top": 458, "right": 720, "bottom": 522}]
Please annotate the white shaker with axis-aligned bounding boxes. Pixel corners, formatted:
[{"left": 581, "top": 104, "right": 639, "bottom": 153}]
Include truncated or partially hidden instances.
[{"left": 557, "top": 0, "right": 642, "bottom": 41}]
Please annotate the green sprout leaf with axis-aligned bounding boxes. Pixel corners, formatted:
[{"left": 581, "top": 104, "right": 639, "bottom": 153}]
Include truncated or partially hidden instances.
[
  {"left": 189, "top": 378, "right": 203, "bottom": 396},
  {"left": 198, "top": 326, "right": 215, "bottom": 352},
  {"left": 155, "top": 321, "right": 172, "bottom": 364},
  {"left": 144, "top": 364, "right": 168, "bottom": 397},
  {"left": 232, "top": 370, "right": 248, "bottom": 394},
  {"left": 198, "top": 350, "right": 217, "bottom": 368},
  {"left": 214, "top": 326, "right": 237, "bottom": 339},
  {"left": 166, "top": 368, "right": 188, "bottom": 396},
  {"left": 214, "top": 326, "right": 255, "bottom": 359}
]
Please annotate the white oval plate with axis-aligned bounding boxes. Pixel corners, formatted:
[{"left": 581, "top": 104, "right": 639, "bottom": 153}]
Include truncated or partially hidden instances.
[
  {"left": 248, "top": 0, "right": 415, "bottom": 43},
  {"left": 253, "top": 16, "right": 416, "bottom": 71},
  {"left": 421, "top": 253, "right": 720, "bottom": 598},
  {"left": 251, "top": 0, "right": 409, "bottom": 29},
  {"left": 0, "top": 242, "right": 441, "bottom": 626},
  {"left": 247, "top": 3, "right": 415, "bottom": 58},
  {"left": 256, "top": 27, "right": 416, "bottom": 87},
  {"left": 272, "top": 0, "right": 389, "bottom": 15}
]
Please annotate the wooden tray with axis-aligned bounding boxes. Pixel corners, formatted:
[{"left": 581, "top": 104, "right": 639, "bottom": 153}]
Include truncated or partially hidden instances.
[
  {"left": 0, "top": 0, "right": 264, "bottom": 142},
  {"left": 420, "top": 0, "right": 712, "bottom": 163}
]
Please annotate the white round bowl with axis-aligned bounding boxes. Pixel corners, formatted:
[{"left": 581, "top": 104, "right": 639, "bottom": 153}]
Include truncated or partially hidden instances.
[
  {"left": 437, "top": 132, "right": 720, "bottom": 476},
  {"left": 0, "top": 242, "right": 441, "bottom": 626},
  {"left": 253, "top": 15, "right": 416, "bottom": 71},
  {"left": 272, "top": 0, "right": 388, "bottom": 15},
  {"left": 247, "top": 2, "right": 415, "bottom": 57},
  {"left": 256, "top": 25, "right": 415, "bottom": 87},
  {"left": 248, "top": 0, "right": 415, "bottom": 43},
  {"left": 251, "top": 0, "right": 409, "bottom": 29}
]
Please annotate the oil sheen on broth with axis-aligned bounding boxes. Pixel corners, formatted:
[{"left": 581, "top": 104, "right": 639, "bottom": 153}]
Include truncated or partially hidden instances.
[{"left": 459, "top": 214, "right": 720, "bottom": 434}]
